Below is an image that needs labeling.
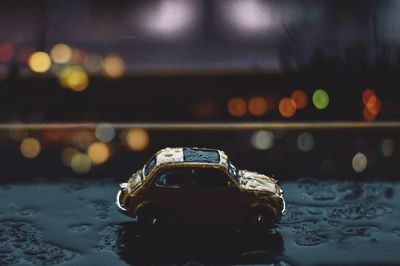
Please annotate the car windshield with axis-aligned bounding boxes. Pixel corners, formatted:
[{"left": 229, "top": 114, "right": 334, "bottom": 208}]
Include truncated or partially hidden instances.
[
  {"left": 227, "top": 160, "right": 240, "bottom": 183},
  {"left": 143, "top": 154, "right": 157, "bottom": 177}
]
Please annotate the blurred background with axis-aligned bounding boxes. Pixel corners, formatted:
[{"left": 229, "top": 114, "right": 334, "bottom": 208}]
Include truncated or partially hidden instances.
[{"left": 0, "top": 0, "right": 399, "bottom": 181}]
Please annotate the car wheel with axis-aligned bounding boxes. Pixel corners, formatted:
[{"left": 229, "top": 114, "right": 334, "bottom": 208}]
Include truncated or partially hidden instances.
[{"left": 247, "top": 208, "right": 273, "bottom": 228}]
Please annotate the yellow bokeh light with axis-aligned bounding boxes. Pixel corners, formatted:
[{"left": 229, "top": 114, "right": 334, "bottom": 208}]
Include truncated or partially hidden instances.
[
  {"left": 50, "top": 43, "right": 72, "bottom": 64},
  {"left": 71, "top": 153, "right": 92, "bottom": 174},
  {"left": 103, "top": 54, "right": 125, "bottom": 78},
  {"left": 28, "top": 51, "right": 52, "bottom": 73},
  {"left": 59, "top": 66, "right": 89, "bottom": 91},
  {"left": 88, "top": 142, "right": 110, "bottom": 165},
  {"left": 20, "top": 137, "right": 41, "bottom": 159},
  {"left": 126, "top": 129, "right": 149, "bottom": 151}
]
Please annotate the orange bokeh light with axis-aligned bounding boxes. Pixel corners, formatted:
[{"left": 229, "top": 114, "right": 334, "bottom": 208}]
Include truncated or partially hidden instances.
[
  {"left": 248, "top": 96, "right": 268, "bottom": 116},
  {"left": 0, "top": 42, "right": 14, "bottom": 62},
  {"left": 363, "top": 107, "right": 377, "bottom": 121},
  {"left": 279, "top": 98, "right": 296, "bottom": 118},
  {"left": 228, "top": 97, "right": 247, "bottom": 117},
  {"left": 362, "top": 88, "right": 381, "bottom": 118},
  {"left": 291, "top": 89, "right": 307, "bottom": 110},
  {"left": 366, "top": 98, "right": 381, "bottom": 115},
  {"left": 362, "top": 89, "right": 376, "bottom": 106},
  {"left": 43, "top": 129, "right": 63, "bottom": 142}
]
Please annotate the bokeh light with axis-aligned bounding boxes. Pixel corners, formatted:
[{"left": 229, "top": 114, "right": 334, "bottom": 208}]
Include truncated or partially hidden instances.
[
  {"left": 83, "top": 54, "right": 103, "bottom": 73},
  {"left": 224, "top": 0, "right": 276, "bottom": 35},
  {"left": 70, "top": 48, "right": 86, "bottom": 65},
  {"left": 20, "top": 137, "right": 41, "bottom": 159},
  {"left": 248, "top": 96, "right": 268, "bottom": 116},
  {"left": 362, "top": 89, "right": 376, "bottom": 106},
  {"left": 363, "top": 107, "right": 377, "bottom": 122},
  {"left": 59, "top": 66, "right": 89, "bottom": 91},
  {"left": 0, "top": 42, "right": 14, "bottom": 62},
  {"left": 126, "top": 129, "right": 149, "bottom": 151},
  {"left": 43, "top": 129, "right": 63, "bottom": 142},
  {"left": 103, "top": 54, "right": 125, "bottom": 78},
  {"left": 381, "top": 139, "right": 395, "bottom": 157},
  {"left": 138, "top": 0, "right": 198, "bottom": 37},
  {"left": 312, "top": 89, "right": 329, "bottom": 110},
  {"left": 193, "top": 101, "right": 217, "bottom": 117},
  {"left": 28, "top": 51, "right": 52, "bottom": 73},
  {"left": 88, "top": 142, "right": 110, "bottom": 165},
  {"left": 278, "top": 98, "right": 296, "bottom": 118},
  {"left": 8, "top": 129, "right": 28, "bottom": 142},
  {"left": 72, "top": 130, "right": 94, "bottom": 149},
  {"left": 297, "top": 132, "right": 314, "bottom": 152},
  {"left": 50, "top": 43, "right": 72, "bottom": 64},
  {"left": 352, "top": 152, "right": 367, "bottom": 173},
  {"left": 367, "top": 98, "right": 381, "bottom": 115},
  {"left": 228, "top": 97, "right": 247, "bottom": 117},
  {"left": 291, "top": 89, "right": 308, "bottom": 110},
  {"left": 61, "top": 147, "right": 79, "bottom": 167},
  {"left": 95, "top": 123, "right": 115, "bottom": 143},
  {"left": 71, "top": 153, "right": 92, "bottom": 174},
  {"left": 362, "top": 88, "right": 381, "bottom": 121},
  {"left": 251, "top": 130, "right": 274, "bottom": 150}
]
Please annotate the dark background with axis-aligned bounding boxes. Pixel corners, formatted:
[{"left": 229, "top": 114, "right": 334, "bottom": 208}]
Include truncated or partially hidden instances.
[{"left": 0, "top": 0, "right": 399, "bottom": 180}]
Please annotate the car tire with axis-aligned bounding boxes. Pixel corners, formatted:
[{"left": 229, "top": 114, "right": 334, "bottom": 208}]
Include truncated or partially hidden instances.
[{"left": 246, "top": 208, "right": 274, "bottom": 228}]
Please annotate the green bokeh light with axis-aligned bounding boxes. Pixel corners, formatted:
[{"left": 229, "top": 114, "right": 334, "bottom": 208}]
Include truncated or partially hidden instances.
[{"left": 312, "top": 89, "right": 329, "bottom": 109}]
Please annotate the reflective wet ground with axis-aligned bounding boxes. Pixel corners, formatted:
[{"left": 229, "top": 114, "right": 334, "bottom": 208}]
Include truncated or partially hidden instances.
[{"left": 0, "top": 180, "right": 399, "bottom": 265}]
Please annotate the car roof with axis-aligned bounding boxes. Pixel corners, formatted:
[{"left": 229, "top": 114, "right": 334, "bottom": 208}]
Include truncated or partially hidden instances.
[{"left": 155, "top": 147, "right": 228, "bottom": 168}]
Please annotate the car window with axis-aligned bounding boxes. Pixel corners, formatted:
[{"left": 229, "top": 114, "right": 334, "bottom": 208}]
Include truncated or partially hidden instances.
[
  {"left": 183, "top": 148, "right": 220, "bottom": 163},
  {"left": 154, "top": 169, "right": 187, "bottom": 188},
  {"left": 144, "top": 154, "right": 156, "bottom": 177},
  {"left": 189, "top": 168, "right": 230, "bottom": 188},
  {"left": 228, "top": 160, "right": 240, "bottom": 183}
]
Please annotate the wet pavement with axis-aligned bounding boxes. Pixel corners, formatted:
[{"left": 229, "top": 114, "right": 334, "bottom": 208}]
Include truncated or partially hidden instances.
[{"left": 0, "top": 179, "right": 399, "bottom": 265}]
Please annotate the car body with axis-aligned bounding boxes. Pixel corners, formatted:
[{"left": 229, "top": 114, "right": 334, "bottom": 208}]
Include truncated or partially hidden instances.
[{"left": 116, "top": 147, "right": 285, "bottom": 225}]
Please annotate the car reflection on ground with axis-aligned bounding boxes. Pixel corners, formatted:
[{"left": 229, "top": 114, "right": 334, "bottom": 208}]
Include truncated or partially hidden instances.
[{"left": 115, "top": 222, "right": 284, "bottom": 265}]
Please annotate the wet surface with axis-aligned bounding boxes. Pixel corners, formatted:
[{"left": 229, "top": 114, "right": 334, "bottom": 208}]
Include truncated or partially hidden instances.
[{"left": 0, "top": 179, "right": 399, "bottom": 265}]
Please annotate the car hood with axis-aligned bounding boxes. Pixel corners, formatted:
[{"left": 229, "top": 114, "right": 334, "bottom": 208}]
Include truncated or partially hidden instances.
[
  {"left": 238, "top": 170, "right": 278, "bottom": 193},
  {"left": 128, "top": 170, "right": 143, "bottom": 192}
]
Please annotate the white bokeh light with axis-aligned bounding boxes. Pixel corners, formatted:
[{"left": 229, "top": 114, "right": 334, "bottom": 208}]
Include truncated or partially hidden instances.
[
  {"left": 352, "top": 152, "right": 368, "bottom": 173},
  {"left": 138, "top": 0, "right": 198, "bottom": 37},
  {"left": 223, "top": 0, "right": 277, "bottom": 35},
  {"left": 251, "top": 130, "right": 274, "bottom": 150}
]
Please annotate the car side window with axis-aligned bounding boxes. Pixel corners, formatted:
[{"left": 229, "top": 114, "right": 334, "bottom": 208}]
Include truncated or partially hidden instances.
[
  {"left": 189, "top": 168, "right": 230, "bottom": 188},
  {"left": 154, "top": 169, "right": 187, "bottom": 188}
]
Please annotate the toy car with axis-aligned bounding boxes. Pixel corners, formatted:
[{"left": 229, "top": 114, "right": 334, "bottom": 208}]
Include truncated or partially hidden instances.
[{"left": 116, "top": 147, "right": 285, "bottom": 226}]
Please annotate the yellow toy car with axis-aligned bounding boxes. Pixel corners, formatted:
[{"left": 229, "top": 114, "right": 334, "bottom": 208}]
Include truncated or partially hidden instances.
[{"left": 116, "top": 147, "right": 285, "bottom": 226}]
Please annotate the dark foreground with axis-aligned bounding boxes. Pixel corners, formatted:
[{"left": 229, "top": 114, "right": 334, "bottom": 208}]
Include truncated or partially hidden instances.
[{"left": 0, "top": 180, "right": 399, "bottom": 265}]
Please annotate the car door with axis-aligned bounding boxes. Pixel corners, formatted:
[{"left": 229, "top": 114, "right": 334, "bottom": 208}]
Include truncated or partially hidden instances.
[
  {"left": 148, "top": 168, "right": 187, "bottom": 223},
  {"left": 185, "top": 167, "right": 242, "bottom": 224}
]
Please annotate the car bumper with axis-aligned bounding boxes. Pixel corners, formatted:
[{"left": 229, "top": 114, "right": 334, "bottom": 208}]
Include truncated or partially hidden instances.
[
  {"left": 279, "top": 189, "right": 286, "bottom": 215},
  {"left": 116, "top": 183, "right": 139, "bottom": 220}
]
